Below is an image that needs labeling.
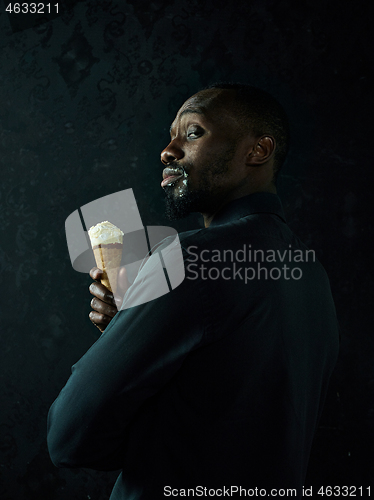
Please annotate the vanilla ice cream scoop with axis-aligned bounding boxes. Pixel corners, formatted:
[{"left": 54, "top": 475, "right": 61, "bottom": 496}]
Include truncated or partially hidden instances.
[{"left": 88, "top": 221, "right": 124, "bottom": 247}]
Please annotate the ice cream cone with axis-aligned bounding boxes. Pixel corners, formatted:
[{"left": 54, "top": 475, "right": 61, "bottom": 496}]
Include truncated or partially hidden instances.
[
  {"left": 92, "top": 243, "right": 123, "bottom": 293},
  {"left": 88, "top": 221, "right": 124, "bottom": 294}
]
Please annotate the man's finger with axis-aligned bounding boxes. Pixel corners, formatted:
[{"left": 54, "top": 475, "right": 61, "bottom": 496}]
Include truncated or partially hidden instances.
[
  {"left": 89, "top": 310, "right": 112, "bottom": 324},
  {"left": 89, "top": 311, "right": 111, "bottom": 332},
  {"left": 89, "top": 281, "right": 115, "bottom": 305},
  {"left": 90, "top": 297, "right": 118, "bottom": 318},
  {"left": 89, "top": 267, "right": 104, "bottom": 280}
]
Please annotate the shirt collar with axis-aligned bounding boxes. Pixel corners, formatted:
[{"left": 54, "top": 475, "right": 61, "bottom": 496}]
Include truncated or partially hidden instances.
[{"left": 209, "top": 192, "right": 286, "bottom": 227}]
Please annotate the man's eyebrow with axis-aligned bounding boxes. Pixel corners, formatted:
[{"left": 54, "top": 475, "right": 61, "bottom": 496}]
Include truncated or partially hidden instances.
[
  {"left": 180, "top": 107, "right": 204, "bottom": 118},
  {"left": 169, "top": 108, "right": 205, "bottom": 133}
]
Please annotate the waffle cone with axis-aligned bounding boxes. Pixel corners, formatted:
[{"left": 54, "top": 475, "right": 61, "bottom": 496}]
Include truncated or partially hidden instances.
[{"left": 93, "top": 243, "right": 123, "bottom": 294}]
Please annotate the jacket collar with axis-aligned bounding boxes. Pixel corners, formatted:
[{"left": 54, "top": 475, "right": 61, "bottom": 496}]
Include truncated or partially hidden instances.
[{"left": 209, "top": 192, "right": 286, "bottom": 227}]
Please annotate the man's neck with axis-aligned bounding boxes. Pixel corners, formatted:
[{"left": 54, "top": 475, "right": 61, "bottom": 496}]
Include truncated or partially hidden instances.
[{"left": 202, "top": 185, "right": 277, "bottom": 228}]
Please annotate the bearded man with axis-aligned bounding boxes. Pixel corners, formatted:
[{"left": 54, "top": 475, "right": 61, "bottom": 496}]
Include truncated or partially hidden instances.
[{"left": 47, "top": 83, "right": 339, "bottom": 499}]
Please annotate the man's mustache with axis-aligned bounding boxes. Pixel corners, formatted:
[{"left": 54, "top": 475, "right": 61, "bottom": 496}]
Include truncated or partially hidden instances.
[{"left": 166, "top": 162, "right": 189, "bottom": 176}]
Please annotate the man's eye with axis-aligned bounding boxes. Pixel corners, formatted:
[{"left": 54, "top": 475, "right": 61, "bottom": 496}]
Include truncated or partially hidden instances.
[{"left": 187, "top": 128, "right": 202, "bottom": 138}]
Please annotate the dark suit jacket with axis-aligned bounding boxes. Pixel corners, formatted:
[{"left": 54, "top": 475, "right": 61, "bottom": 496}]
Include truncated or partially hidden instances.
[{"left": 47, "top": 193, "right": 339, "bottom": 499}]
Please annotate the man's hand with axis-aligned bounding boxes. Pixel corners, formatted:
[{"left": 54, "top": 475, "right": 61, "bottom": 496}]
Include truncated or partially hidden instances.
[{"left": 89, "top": 267, "right": 129, "bottom": 332}]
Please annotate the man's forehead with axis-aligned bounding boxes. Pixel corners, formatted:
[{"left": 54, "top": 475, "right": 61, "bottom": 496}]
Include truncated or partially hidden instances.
[
  {"left": 170, "top": 89, "right": 234, "bottom": 129},
  {"left": 178, "top": 88, "right": 224, "bottom": 114}
]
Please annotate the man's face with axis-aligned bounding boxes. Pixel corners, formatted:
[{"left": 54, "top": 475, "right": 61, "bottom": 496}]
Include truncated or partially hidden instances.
[{"left": 161, "top": 89, "right": 249, "bottom": 220}]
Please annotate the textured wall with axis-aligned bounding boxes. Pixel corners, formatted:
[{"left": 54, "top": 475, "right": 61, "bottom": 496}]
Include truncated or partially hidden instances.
[{"left": 0, "top": 0, "right": 372, "bottom": 498}]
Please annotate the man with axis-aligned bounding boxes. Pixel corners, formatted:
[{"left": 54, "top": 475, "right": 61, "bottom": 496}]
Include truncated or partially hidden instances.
[{"left": 47, "top": 84, "right": 339, "bottom": 499}]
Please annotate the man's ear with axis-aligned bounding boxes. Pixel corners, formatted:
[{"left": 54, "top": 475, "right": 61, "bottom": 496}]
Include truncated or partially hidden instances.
[{"left": 246, "top": 136, "right": 275, "bottom": 166}]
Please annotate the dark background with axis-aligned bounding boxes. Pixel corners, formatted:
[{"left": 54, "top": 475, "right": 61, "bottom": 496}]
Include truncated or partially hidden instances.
[{"left": 0, "top": 0, "right": 372, "bottom": 498}]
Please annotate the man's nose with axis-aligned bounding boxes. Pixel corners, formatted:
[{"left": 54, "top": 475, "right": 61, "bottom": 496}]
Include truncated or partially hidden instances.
[{"left": 161, "top": 141, "right": 184, "bottom": 165}]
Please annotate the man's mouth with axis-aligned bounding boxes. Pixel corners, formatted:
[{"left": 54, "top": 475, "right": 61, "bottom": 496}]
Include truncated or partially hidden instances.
[{"left": 161, "top": 167, "right": 186, "bottom": 188}]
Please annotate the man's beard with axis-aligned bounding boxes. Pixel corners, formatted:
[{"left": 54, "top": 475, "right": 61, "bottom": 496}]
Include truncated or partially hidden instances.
[
  {"left": 163, "top": 146, "right": 237, "bottom": 220},
  {"left": 164, "top": 181, "right": 205, "bottom": 220}
]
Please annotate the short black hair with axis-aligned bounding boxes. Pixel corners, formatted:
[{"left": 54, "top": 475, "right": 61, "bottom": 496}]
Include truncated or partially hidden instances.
[{"left": 203, "top": 82, "right": 290, "bottom": 182}]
